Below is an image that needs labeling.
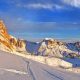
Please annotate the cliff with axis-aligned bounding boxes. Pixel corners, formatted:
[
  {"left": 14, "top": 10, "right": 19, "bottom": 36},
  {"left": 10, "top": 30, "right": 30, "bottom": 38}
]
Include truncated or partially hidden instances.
[{"left": 0, "top": 20, "right": 26, "bottom": 52}]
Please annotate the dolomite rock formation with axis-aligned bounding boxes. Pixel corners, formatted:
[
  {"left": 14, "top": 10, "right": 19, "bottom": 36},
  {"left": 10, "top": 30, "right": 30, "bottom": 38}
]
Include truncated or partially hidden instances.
[{"left": 0, "top": 20, "right": 26, "bottom": 52}]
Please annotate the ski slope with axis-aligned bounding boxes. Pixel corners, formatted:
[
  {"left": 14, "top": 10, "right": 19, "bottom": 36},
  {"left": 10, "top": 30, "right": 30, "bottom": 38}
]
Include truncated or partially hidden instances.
[{"left": 0, "top": 50, "right": 80, "bottom": 80}]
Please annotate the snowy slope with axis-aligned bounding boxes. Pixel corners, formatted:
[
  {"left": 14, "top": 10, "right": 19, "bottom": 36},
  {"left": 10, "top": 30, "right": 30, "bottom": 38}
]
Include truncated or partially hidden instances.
[{"left": 0, "top": 50, "right": 80, "bottom": 80}]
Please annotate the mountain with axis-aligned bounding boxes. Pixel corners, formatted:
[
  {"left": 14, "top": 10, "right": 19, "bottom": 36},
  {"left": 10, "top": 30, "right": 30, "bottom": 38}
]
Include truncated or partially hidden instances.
[
  {"left": 25, "top": 38, "right": 80, "bottom": 58},
  {"left": 0, "top": 20, "right": 26, "bottom": 52},
  {"left": 0, "top": 20, "right": 80, "bottom": 58}
]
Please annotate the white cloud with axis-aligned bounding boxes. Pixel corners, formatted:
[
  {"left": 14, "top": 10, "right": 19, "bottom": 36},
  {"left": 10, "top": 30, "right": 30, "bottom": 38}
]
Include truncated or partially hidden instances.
[
  {"left": 17, "top": 3, "right": 63, "bottom": 10},
  {"left": 27, "top": 3, "right": 53, "bottom": 10},
  {"left": 62, "top": 0, "right": 80, "bottom": 8}
]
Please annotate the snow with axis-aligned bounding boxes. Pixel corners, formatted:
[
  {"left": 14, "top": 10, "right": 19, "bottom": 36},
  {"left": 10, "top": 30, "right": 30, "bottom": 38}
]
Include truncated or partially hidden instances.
[
  {"left": 44, "top": 38, "right": 54, "bottom": 41},
  {"left": 0, "top": 50, "right": 80, "bottom": 80},
  {"left": 41, "top": 42, "right": 46, "bottom": 46},
  {"left": 0, "top": 68, "right": 27, "bottom": 74},
  {"left": 10, "top": 51, "right": 73, "bottom": 68}
]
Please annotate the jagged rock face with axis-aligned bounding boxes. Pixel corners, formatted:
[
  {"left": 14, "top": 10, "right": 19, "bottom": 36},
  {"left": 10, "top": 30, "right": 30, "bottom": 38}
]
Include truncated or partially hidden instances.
[
  {"left": 0, "top": 21, "right": 26, "bottom": 52},
  {"left": 0, "top": 21, "right": 11, "bottom": 40},
  {"left": 25, "top": 39, "right": 63, "bottom": 56},
  {"left": 38, "top": 39, "right": 64, "bottom": 57},
  {"left": 0, "top": 20, "right": 13, "bottom": 51},
  {"left": 25, "top": 38, "right": 80, "bottom": 58},
  {"left": 16, "top": 39, "right": 26, "bottom": 52},
  {"left": 38, "top": 39, "right": 80, "bottom": 58}
]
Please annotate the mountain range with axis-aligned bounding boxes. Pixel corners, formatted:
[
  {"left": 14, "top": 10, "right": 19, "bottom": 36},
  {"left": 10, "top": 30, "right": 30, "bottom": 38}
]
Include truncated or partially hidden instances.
[{"left": 0, "top": 20, "right": 80, "bottom": 58}]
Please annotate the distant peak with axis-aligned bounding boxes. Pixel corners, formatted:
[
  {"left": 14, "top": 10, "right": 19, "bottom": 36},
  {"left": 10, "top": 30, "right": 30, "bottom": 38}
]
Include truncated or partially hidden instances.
[{"left": 44, "top": 38, "right": 54, "bottom": 41}]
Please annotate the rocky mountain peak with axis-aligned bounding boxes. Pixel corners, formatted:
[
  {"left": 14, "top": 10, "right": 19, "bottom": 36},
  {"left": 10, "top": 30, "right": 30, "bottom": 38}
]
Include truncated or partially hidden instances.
[{"left": 0, "top": 20, "right": 26, "bottom": 52}]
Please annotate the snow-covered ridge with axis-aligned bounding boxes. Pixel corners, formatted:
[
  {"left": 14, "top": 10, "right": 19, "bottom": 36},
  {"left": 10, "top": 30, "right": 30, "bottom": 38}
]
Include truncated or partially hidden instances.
[
  {"left": 25, "top": 38, "right": 80, "bottom": 58},
  {"left": 44, "top": 38, "right": 54, "bottom": 41},
  {"left": 0, "top": 20, "right": 80, "bottom": 58}
]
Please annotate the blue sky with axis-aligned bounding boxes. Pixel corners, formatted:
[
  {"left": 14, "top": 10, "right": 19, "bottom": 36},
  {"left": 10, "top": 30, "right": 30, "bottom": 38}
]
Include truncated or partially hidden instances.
[{"left": 0, "top": 0, "right": 80, "bottom": 40}]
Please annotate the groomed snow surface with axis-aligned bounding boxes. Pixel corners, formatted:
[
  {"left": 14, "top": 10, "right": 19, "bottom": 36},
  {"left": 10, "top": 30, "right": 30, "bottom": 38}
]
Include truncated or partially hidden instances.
[{"left": 0, "top": 50, "right": 80, "bottom": 80}]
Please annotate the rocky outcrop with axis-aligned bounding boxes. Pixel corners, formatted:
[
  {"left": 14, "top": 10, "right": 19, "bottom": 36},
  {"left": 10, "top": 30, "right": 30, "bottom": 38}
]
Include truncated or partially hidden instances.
[
  {"left": 0, "top": 20, "right": 13, "bottom": 51},
  {"left": 38, "top": 38, "right": 67, "bottom": 57},
  {"left": 0, "top": 20, "right": 26, "bottom": 52}
]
